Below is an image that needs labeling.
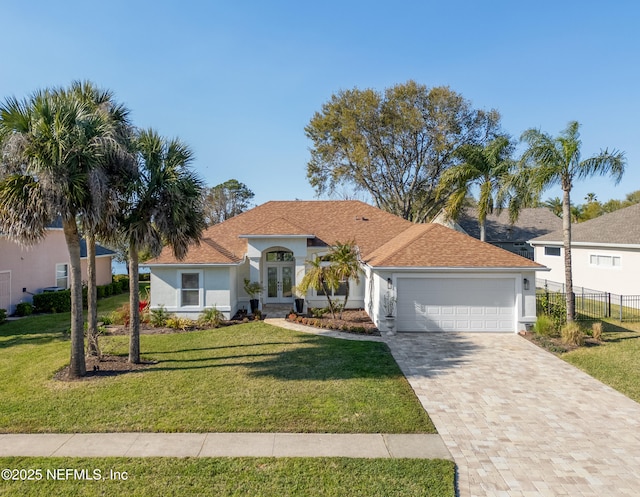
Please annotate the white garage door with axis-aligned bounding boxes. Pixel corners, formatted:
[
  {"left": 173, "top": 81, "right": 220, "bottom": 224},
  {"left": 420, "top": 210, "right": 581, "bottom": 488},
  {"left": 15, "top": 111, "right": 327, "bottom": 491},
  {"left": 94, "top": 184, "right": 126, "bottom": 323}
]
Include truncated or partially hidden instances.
[{"left": 396, "top": 277, "right": 515, "bottom": 332}]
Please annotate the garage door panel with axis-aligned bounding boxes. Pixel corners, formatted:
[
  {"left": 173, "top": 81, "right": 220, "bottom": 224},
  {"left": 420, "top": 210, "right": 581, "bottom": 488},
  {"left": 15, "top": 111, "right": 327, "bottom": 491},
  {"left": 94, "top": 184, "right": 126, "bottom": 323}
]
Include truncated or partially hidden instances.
[{"left": 397, "top": 277, "right": 515, "bottom": 332}]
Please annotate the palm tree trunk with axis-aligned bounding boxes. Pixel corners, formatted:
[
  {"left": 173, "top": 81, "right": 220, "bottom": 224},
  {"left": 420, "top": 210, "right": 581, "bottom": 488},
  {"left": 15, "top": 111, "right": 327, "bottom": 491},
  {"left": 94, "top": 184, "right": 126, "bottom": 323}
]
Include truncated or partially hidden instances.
[
  {"left": 128, "top": 244, "right": 141, "bottom": 364},
  {"left": 87, "top": 233, "right": 100, "bottom": 357},
  {"left": 479, "top": 220, "right": 486, "bottom": 242},
  {"left": 562, "top": 186, "right": 575, "bottom": 322},
  {"left": 340, "top": 282, "right": 350, "bottom": 319},
  {"left": 63, "top": 218, "right": 86, "bottom": 378}
]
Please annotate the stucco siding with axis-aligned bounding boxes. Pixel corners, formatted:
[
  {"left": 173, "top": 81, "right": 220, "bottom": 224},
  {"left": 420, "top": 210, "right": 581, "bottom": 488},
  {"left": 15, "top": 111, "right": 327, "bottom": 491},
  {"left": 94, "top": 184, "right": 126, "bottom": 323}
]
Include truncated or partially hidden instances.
[{"left": 534, "top": 244, "right": 640, "bottom": 295}]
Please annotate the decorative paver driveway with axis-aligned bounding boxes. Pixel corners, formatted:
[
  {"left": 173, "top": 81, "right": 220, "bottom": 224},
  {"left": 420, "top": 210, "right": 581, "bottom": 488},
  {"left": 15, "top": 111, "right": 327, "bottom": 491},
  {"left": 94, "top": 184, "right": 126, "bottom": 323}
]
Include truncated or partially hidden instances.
[{"left": 384, "top": 333, "right": 640, "bottom": 497}]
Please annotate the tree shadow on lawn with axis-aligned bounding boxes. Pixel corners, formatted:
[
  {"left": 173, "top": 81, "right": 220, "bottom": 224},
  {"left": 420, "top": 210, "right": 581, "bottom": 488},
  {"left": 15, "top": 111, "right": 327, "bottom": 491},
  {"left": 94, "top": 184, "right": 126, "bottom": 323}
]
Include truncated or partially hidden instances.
[{"left": 143, "top": 335, "right": 405, "bottom": 381}]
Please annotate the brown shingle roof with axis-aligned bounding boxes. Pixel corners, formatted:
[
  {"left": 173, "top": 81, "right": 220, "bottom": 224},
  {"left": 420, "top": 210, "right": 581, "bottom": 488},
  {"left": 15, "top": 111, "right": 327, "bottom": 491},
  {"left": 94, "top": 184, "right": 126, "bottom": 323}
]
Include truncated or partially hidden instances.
[
  {"left": 149, "top": 200, "right": 413, "bottom": 265},
  {"left": 148, "top": 200, "right": 543, "bottom": 269},
  {"left": 365, "top": 223, "right": 543, "bottom": 268},
  {"left": 530, "top": 203, "right": 640, "bottom": 245},
  {"left": 456, "top": 207, "right": 562, "bottom": 242}
]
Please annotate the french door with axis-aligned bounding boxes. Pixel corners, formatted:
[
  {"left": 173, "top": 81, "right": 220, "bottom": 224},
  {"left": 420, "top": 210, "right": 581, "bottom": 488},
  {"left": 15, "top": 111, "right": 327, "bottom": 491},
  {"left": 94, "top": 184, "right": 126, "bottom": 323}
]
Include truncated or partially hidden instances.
[{"left": 264, "top": 263, "right": 294, "bottom": 304}]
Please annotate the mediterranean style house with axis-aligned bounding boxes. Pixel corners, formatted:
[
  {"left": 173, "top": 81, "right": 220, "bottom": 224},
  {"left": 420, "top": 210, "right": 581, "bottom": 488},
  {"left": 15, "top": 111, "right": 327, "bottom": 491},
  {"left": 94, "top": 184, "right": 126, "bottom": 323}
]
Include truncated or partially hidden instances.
[{"left": 145, "top": 200, "right": 547, "bottom": 333}]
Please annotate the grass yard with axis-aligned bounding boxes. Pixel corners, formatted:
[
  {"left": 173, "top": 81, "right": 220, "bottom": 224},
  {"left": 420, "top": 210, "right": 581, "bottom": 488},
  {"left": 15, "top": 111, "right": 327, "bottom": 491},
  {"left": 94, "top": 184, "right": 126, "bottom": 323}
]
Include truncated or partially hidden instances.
[
  {"left": 562, "top": 320, "right": 640, "bottom": 403},
  {"left": 0, "top": 293, "right": 434, "bottom": 434},
  {"left": 0, "top": 457, "right": 455, "bottom": 497}
]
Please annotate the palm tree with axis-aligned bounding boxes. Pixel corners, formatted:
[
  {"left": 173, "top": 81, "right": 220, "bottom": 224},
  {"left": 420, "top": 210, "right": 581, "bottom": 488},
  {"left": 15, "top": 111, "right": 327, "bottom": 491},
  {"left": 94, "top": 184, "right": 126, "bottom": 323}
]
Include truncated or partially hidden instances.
[
  {"left": 122, "top": 129, "right": 205, "bottom": 364},
  {"left": 0, "top": 85, "right": 125, "bottom": 377},
  {"left": 68, "top": 81, "right": 135, "bottom": 357},
  {"left": 437, "top": 136, "right": 515, "bottom": 241},
  {"left": 296, "top": 258, "right": 340, "bottom": 318},
  {"left": 542, "top": 197, "right": 563, "bottom": 217},
  {"left": 328, "top": 241, "right": 360, "bottom": 318},
  {"left": 520, "top": 121, "right": 625, "bottom": 321}
]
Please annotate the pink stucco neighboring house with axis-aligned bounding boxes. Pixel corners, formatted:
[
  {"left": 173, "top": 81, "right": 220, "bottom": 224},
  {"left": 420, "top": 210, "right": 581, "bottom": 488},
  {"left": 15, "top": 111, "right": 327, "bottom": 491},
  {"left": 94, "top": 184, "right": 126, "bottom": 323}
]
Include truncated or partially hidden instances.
[{"left": 0, "top": 227, "right": 114, "bottom": 315}]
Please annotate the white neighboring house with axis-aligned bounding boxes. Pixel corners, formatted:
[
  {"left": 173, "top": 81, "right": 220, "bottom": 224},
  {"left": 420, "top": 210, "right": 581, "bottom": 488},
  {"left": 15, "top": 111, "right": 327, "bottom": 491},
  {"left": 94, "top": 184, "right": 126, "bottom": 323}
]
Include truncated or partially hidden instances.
[
  {"left": 144, "top": 200, "right": 547, "bottom": 333},
  {"left": 529, "top": 203, "right": 640, "bottom": 295}
]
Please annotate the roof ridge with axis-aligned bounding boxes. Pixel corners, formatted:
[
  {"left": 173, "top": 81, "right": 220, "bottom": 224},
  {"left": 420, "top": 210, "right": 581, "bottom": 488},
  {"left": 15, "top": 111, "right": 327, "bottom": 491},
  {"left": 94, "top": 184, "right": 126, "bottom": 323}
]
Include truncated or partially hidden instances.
[{"left": 365, "top": 223, "right": 435, "bottom": 265}]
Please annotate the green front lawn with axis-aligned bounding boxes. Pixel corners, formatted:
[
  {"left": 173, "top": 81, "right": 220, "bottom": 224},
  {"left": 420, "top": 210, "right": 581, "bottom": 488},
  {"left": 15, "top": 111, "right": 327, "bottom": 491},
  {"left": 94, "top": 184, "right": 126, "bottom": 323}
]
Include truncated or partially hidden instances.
[
  {"left": 0, "top": 294, "right": 434, "bottom": 434},
  {"left": 562, "top": 321, "right": 640, "bottom": 403},
  {"left": 0, "top": 457, "right": 455, "bottom": 497}
]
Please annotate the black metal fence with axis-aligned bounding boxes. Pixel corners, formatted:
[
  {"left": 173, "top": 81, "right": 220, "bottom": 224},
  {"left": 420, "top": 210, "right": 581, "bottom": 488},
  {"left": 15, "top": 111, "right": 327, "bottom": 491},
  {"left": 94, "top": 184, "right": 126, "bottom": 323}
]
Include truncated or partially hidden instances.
[{"left": 536, "top": 289, "right": 640, "bottom": 323}]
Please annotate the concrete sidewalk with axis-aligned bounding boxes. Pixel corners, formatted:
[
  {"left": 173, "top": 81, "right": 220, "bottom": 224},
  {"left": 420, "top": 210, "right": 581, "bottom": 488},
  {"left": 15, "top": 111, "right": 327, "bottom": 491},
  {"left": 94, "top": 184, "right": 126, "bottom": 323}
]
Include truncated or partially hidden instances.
[{"left": 0, "top": 433, "right": 452, "bottom": 459}]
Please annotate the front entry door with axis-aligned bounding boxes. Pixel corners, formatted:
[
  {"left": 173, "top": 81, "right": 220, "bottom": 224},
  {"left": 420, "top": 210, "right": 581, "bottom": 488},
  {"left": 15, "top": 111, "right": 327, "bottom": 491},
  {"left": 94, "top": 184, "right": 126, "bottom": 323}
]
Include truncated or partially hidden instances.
[{"left": 265, "top": 263, "right": 294, "bottom": 303}]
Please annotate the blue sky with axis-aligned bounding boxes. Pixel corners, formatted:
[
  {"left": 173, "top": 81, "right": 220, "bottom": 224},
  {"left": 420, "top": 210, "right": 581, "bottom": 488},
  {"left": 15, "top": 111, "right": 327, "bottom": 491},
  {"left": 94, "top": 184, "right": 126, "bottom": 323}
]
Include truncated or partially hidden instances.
[{"left": 2, "top": 1, "right": 638, "bottom": 208}]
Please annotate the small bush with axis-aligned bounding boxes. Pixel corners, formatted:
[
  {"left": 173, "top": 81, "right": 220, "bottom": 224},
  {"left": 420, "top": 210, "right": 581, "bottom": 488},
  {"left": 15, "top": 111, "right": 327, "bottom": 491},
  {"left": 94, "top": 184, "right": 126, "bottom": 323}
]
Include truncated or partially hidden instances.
[
  {"left": 111, "top": 281, "right": 122, "bottom": 295},
  {"left": 0, "top": 309, "right": 6, "bottom": 324},
  {"left": 166, "top": 315, "right": 193, "bottom": 331},
  {"left": 533, "top": 314, "right": 556, "bottom": 337},
  {"left": 311, "top": 307, "right": 328, "bottom": 318},
  {"left": 15, "top": 302, "right": 34, "bottom": 317},
  {"left": 198, "top": 306, "right": 223, "bottom": 328},
  {"left": 561, "top": 322, "right": 584, "bottom": 346},
  {"left": 98, "top": 314, "right": 113, "bottom": 325},
  {"left": 150, "top": 306, "right": 170, "bottom": 328},
  {"left": 592, "top": 322, "right": 603, "bottom": 342},
  {"left": 111, "top": 304, "right": 131, "bottom": 326}
]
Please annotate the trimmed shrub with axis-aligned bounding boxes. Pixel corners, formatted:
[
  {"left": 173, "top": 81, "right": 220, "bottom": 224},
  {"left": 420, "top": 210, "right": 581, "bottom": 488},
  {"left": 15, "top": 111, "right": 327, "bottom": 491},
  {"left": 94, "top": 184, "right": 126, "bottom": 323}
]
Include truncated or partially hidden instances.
[
  {"left": 110, "top": 281, "right": 122, "bottom": 295},
  {"left": 561, "top": 322, "right": 584, "bottom": 346},
  {"left": 533, "top": 314, "right": 556, "bottom": 337},
  {"left": 33, "top": 290, "right": 71, "bottom": 313},
  {"left": 0, "top": 309, "right": 6, "bottom": 324},
  {"left": 15, "top": 302, "right": 34, "bottom": 317},
  {"left": 113, "top": 275, "right": 130, "bottom": 292},
  {"left": 103, "top": 283, "right": 113, "bottom": 297},
  {"left": 96, "top": 285, "right": 106, "bottom": 299}
]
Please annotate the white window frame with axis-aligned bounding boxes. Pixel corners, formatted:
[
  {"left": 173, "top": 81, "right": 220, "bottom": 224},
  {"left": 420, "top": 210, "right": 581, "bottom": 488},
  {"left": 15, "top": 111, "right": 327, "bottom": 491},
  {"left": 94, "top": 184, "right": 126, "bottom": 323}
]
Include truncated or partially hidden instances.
[
  {"left": 544, "top": 246, "right": 561, "bottom": 257},
  {"left": 589, "top": 253, "right": 621, "bottom": 269},
  {"left": 55, "top": 263, "right": 69, "bottom": 289},
  {"left": 178, "top": 270, "right": 203, "bottom": 308}
]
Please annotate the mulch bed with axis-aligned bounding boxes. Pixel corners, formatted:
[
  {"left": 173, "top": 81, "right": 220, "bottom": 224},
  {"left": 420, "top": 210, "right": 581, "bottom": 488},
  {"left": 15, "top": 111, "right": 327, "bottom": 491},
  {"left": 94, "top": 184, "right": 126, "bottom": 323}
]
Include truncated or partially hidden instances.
[
  {"left": 54, "top": 355, "right": 155, "bottom": 381},
  {"left": 287, "top": 309, "right": 380, "bottom": 336},
  {"left": 519, "top": 331, "right": 601, "bottom": 354}
]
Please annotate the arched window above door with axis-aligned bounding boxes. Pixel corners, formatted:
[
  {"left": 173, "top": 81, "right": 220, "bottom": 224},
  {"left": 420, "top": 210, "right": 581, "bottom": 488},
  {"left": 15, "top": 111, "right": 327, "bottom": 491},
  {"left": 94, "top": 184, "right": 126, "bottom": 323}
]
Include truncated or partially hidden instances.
[{"left": 265, "top": 250, "right": 294, "bottom": 262}]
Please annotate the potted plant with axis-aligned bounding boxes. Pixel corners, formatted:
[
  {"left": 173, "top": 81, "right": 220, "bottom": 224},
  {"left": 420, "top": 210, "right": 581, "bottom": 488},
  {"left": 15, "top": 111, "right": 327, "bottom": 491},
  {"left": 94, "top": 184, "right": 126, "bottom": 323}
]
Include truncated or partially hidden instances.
[
  {"left": 383, "top": 292, "right": 397, "bottom": 335},
  {"left": 243, "top": 279, "right": 263, "bottom": 314},
  {"left": 293, "top": 286, "right": 306, "bottom": 314}
]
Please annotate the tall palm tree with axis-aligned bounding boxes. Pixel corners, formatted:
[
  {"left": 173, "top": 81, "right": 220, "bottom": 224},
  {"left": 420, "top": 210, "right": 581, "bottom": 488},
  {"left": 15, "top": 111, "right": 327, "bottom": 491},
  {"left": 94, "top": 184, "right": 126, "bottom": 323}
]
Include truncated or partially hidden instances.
[
  {"left": 437, "top": 136, "right": 515, "bottom": 241},
  {"left": 328, "top": 241, "right": 360, "bottom": 318},
  {"left": 0, "top": 85, "right": 124, "bottom": 377},
  {"left": 520, "top": 121, "right": 625, "bottom": 321},
  {"left": 68, "top": 81, "right": 135, "bottom": 357},
  {"left": 122, "top": 129, "right": 205, "bottom": 364}
]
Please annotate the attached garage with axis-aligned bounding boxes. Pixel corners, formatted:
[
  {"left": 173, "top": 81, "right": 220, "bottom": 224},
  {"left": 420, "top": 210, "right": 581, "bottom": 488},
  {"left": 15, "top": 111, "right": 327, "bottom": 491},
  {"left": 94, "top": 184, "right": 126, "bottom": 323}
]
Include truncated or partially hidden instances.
[{"left": 396, "top": 276, "right": 516, "bottom": 332}]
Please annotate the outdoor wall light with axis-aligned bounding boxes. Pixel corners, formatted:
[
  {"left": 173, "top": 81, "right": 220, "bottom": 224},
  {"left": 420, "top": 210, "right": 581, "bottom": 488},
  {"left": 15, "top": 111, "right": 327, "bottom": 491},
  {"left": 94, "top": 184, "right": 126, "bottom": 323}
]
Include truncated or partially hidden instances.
[
  {"left": 523, "top": 278, "right": 530, "bottom": 290},
  {"left": 387, "top": 277, "right": 392, "bottom": 289}
]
